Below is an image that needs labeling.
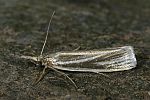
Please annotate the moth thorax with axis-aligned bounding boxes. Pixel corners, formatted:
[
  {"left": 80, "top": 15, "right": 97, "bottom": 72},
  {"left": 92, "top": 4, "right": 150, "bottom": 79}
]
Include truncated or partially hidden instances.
[{"left": 43, "top": 58, "right": 54, "bottom": 66}]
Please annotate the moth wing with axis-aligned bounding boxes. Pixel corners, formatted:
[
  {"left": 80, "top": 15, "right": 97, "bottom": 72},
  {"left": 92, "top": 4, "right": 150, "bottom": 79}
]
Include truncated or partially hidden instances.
[{"left": 52, "top": 46, "right": 136, "bottom": 73}]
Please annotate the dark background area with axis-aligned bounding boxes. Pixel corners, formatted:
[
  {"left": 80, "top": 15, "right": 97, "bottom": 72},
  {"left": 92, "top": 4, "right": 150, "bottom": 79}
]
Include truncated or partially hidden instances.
[{"left": 0, "top": 0, "right": 150, "bottom": 99}]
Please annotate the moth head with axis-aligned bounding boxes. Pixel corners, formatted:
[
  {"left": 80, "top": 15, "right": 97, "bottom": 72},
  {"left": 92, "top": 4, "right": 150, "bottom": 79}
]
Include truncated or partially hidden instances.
[
  {"left": 35, "top": 56, "right": 43, "bottom": 67},
  {"left": 21, "top": 55, "right": 44, "bottom": 67},
  {"left": 21, "top": 11, "right": 55, "bottom": 68}
]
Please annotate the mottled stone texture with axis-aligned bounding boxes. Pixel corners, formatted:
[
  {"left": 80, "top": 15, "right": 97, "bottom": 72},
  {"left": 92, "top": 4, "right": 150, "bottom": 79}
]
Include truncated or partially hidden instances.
[{"left": 0, "top": 0, "right": 150, "bottom": 100}]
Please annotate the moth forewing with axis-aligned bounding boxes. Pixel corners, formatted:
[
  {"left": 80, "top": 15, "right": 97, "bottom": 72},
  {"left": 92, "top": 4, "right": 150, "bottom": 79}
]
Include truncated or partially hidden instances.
[{"left": 50, "top": 46, "right": 136, "bottom": 73}]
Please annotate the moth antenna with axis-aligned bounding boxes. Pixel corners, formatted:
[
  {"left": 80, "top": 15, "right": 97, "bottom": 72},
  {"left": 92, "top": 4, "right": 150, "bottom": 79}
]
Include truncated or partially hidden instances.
[{"left": 40, "top": 11, "right": 55, "bottom": 56}]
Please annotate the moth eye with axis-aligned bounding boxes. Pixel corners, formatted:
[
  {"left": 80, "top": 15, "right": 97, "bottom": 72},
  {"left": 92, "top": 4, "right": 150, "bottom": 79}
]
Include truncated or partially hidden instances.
[{"left": 36, "top": 61, "right": 42, "bottom": 67}]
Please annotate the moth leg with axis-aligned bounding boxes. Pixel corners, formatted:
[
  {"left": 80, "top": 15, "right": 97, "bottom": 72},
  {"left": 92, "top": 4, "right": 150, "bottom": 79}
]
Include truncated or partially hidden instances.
[
  {"left": 73, "top": 46, "right": 80, "bottom": 51},
  {"left": 95, "top": 72, "right": 110, "bottom": 78},
  {"left": 50, "top": 67, "right": 78, "bottom": 89},
  {"left": 34, "top": 66, "right": 47, "bottom": 84}
]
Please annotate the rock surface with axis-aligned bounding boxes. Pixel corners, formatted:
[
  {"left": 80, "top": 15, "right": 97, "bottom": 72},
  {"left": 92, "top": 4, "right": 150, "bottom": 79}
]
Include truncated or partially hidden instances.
[{"left": 0, "top": 0, "right": 150, "bottom": 99}]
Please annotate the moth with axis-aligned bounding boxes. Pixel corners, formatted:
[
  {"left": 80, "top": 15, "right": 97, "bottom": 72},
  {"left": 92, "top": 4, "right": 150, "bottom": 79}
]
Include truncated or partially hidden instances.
[{"left": 21, "top": 11, "right": 137, "bottom": 88}]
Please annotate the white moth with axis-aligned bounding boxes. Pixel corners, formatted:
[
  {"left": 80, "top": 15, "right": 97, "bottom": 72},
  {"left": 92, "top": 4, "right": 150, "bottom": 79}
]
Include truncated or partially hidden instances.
[{"left": 21, "top": 11, "right": 137, "bottom": 88}]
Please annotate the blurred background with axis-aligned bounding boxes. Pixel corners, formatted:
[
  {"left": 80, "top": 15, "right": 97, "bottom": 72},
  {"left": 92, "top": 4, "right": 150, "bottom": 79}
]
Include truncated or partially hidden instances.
[{"left": 0, "top": 0, "right": 149, "bottom": 100}]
